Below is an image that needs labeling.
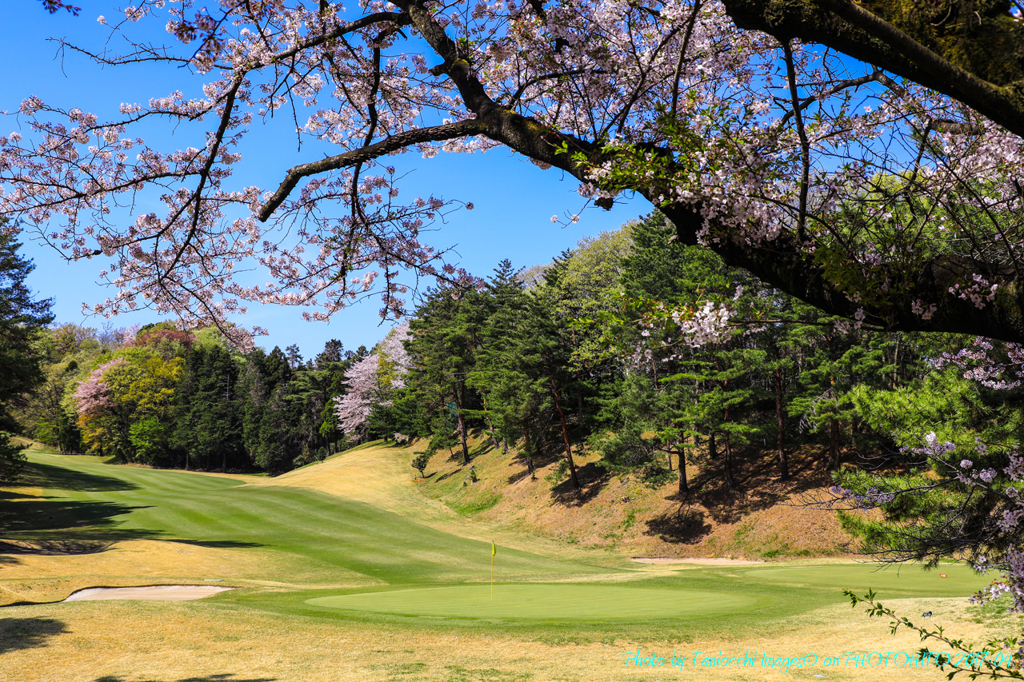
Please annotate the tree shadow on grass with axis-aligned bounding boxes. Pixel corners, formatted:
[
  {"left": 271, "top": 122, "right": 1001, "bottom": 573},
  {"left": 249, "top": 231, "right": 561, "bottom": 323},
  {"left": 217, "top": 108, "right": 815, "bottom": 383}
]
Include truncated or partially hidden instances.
[
  {"left": 0, "top": 539, "right": 112, "bottom": 555},
  {"left": 166, "top": 540, "right": 265, "bottom": 549},
  {"left": 434, "top": 469, "right": 459, "bottom": 483},
  {"left": 468, "top": 440, "right": 495, "bottom": 460},
  {"left": 505, "top": 468, "right": 533, "bottom": 485},
  {"left": 0, "top": 617, "right": 69, "bottom": 654},
  {"left": 693, "top": 445, "right": 839, "bottom": 526},
  {"left": 550, "top": 461, "right": 610, "bottom": 507},
  {"left": 16, "top": 460, "right": 138, "bottom": 493},
  {"left": 504, "top": 450, "right": 554, "bottom": 485},
  {"left": 645, "top": 503, "right": 713, "bottom": 544},
  {"left": 0, "top": 499, "right": 157, "bottom": 543},
  {"left": 94, "top": 676, "right": 277, "bottom": 682},
  {"left": 0, "top": 491, "right": 42, "bottom": 502}
]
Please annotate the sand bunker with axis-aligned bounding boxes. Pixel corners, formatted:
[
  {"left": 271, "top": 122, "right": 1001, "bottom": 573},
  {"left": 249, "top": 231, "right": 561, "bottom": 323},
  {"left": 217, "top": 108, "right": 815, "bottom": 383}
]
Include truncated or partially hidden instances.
[
  {"left": 63, "top": 585, "right": 234, "bottom": 602},
  {"left": 632, "top": 557, "right": 765, "bottom": 566}
]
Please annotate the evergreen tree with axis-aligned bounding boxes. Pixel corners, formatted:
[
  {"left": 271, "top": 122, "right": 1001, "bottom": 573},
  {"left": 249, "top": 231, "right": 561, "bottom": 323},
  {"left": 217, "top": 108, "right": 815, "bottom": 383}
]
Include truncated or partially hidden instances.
[
  {"left": 407, "top": 284, "right": 485, "bottom": 464},
  {"left": 0, "top": 231, "right": 53, "bottom": 481},
  {"left": 255, "top": 382, "right": 298, "bottom": 473},
  {"left": 237, "top": 348, "right": 269, "bottom": 470},
  {"left": 788, "top": 319, "right": 889, "bottom": 470},
  {"left": 173, "top": 344, "right": 243, "bottom": 471},
  {"left": 470, "top": 261, "right": 541, "bottom": 474},
  {"left": 239, "top": 346, "right": 296, "bottom": 473},
  {"left": 520, "top": 286, "right": 585, "bottom": 490}
]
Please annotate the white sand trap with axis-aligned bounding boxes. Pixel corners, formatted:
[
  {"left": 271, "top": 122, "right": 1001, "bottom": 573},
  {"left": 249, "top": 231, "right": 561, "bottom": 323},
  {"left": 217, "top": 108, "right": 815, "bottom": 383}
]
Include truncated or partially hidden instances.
[
  {"left": 632, "top": 557, "right": 765, "bottom": 566},
  {"left": 63, "top": 585, "right": 234, "bottom": 602}
]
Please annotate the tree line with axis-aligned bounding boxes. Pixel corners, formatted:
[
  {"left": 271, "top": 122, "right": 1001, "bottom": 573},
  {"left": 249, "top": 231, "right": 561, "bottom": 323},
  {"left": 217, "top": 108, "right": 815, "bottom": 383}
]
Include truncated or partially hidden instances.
[
  {"left": 5, "top": 214, "right": 1024, "bottom": 642},
  {"left": 8, "top": 212, "right": 1022, "bottom": 517},
  {"left": 342, "top": 212, "right": 1023, "bottom": 504},
  {"left": 15, "top": 321, "right": 369, "bottom": 474}
]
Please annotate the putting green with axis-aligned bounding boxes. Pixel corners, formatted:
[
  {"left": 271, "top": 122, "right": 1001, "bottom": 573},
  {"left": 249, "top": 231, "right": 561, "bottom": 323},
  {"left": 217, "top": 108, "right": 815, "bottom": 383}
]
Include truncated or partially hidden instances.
[{"left": 307, "top": 584, "right": 763, "bottom": 620}]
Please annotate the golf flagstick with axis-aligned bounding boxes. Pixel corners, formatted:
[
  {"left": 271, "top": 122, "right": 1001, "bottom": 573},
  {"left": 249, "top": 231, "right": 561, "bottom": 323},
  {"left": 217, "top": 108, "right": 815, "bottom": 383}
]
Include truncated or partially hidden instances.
[{"left": 491, "top": 541, "right": 496, "bottom": 599}]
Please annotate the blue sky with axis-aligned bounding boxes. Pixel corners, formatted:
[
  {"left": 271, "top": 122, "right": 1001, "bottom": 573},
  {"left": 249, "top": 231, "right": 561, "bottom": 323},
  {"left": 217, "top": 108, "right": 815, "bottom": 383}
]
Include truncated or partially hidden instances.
[{"left": 5, "top": 1, "right": 646, "bottom": 357}]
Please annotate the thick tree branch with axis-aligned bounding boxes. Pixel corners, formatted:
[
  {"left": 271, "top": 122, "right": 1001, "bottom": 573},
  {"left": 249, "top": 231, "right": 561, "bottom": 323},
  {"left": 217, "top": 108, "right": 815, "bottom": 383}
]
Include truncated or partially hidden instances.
[
  {"left": 661, "top": 201, "right": 1024, "bottom": 342},
  {"left": 782, "top": 40, "right": 810, "bottom": 242},
  {"left": 258, "top": 120, "right": 485, "bottom": 221},
  {"left": 255, "top": 0, "right": 1024, "bottom": 344},
  {"left": 723, "top": 0, "right": 1024, "bottom": 138}
]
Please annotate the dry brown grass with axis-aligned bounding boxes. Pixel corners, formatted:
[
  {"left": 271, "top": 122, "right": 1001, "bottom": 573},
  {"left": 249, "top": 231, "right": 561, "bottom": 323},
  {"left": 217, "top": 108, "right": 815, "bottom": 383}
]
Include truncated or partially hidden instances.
[
  {"left": 0, "top": 539, "right": 382, "bottom": 606},
  {"left": 395, "top": 435, "right": 866, "bottom": 562},
  {"left": 0, "top": 595, "right": 1013, "bottom": 682},
  {"left": 1, "top": 441, "right": 1017, "bottom": 681}
]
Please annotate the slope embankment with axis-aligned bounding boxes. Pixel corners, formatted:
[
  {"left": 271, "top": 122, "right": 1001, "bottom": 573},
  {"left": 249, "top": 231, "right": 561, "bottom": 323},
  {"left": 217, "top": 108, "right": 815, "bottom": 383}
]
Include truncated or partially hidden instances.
[{"left": 259, "top": 437, "right": 860, "bottom": 562}]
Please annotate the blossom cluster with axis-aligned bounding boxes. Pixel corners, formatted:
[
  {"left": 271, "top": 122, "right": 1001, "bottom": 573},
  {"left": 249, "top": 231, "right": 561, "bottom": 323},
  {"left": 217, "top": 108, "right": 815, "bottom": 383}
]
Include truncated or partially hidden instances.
[
  {"left": 333, "top": 322, "right": 412, "bottom": 439},
  {"left": 936, "top": 338, "right": 1024, "bottom": 390},
  {"left": 71, "top": 358, "right": 125, "bottom": 413}
]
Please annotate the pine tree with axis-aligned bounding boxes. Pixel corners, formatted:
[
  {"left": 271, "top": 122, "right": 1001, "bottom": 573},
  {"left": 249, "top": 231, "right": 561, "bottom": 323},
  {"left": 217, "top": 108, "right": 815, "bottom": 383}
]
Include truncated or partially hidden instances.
[
  {"left": 788, "top": 317, "right": 888, "bottom": 470},
  {"left": 406, "top": 285, "right": 485, "bottom": 464},
  {"left": 173, "top": 344, "right": 243, "bottom": 471},
  {"left": 0, "top": 231, "right": 53, "bottom": 481}
]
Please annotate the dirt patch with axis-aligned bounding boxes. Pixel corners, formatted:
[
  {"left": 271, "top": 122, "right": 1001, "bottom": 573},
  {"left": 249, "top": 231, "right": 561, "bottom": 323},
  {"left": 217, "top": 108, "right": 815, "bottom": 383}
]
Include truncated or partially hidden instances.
[
  {"left": 63, "top": 585, "right": 235, "bottom": 601},
  {"left": 631, "top": 557, "right": 765, "bottom": 566}
]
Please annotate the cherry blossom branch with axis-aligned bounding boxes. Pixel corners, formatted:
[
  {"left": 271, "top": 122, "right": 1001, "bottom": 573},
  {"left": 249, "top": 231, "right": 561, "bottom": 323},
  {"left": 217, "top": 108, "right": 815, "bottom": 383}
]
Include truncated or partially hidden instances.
[
  {"left": 156, "top": 78, "right": 244, "bottom": 285},
  {"left": 669, "top": 0, "right": 704, "bottom": 121},
  {"left": 257, "top": 120, "right": 485, "bottom": 221},
  {"left": 509, "top": 69, "right": 607, "bottom": 107},
  {"left": 782, "top": 40, "right": 810, "bottom": 242}
]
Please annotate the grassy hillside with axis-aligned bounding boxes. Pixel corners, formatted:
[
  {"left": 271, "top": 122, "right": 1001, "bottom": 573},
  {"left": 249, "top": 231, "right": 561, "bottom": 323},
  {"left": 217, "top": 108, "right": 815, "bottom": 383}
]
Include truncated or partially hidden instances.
[
  {"left": 356, "top": 435, "right": 860, "bottom": 561},
  {"left": 0, "top": 443, "right": 1017, "bottom": 682}
]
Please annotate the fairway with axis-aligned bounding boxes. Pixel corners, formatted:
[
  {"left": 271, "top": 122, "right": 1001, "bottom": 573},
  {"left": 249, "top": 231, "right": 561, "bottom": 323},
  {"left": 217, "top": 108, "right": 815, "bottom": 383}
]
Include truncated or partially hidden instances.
[{"left": 307, "top": 584, "right": 762, "bottom": 620}]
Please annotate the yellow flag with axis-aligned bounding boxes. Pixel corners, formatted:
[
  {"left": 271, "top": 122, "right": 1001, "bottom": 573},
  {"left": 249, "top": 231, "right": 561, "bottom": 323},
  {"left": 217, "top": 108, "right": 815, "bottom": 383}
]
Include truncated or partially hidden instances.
[{"left": 491, "top": 541, "right": 496, "bottom": 556}]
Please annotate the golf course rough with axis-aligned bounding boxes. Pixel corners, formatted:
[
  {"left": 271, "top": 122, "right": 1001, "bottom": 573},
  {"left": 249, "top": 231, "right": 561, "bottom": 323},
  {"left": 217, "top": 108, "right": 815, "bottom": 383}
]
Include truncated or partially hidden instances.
[{"left": 307, "top": 584, "right": 764, "bottom": 620}]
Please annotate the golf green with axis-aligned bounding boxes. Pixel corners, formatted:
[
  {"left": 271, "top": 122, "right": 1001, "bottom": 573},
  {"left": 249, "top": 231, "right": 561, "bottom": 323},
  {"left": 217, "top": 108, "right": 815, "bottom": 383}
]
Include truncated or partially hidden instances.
[{"left": 307, "top": 584, "right": 763, "bottom": 620}]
